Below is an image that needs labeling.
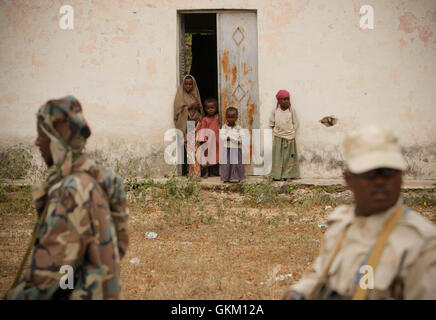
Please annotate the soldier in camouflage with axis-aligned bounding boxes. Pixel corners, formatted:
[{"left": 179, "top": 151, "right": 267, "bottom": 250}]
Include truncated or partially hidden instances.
[
  {"left": 283, "top": 125, "right": 436, "bottom": 300},
  {"left": 6, "top": 96, "right": 129, "bottom": 299}
]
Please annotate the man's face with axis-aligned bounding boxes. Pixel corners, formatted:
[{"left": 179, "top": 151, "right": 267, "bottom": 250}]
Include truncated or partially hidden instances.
[
  {"left": 35, "top": 124, "right": 53, "bottom": 167},
  {"left": 183, "top": 78, "right": 193, "bottom": 93},
  {"left": 344, "top": 168, "right": 403, "bottom": 216},
  {"left": 226, "top": 110, "right": 238, "bottom": 127},
  {"left": 278, "top": 97, "right": 290, "bottom": 110}
]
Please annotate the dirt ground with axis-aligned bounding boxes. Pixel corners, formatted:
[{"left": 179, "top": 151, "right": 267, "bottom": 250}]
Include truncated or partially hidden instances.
[{"left": 0, "top": 180, "right": 435, "bottom": 299}]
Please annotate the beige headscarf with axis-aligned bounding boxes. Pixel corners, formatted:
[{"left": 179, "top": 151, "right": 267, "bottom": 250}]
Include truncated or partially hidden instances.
[{"left": 173, "top": 74, "right": 204, "bottom": 141}]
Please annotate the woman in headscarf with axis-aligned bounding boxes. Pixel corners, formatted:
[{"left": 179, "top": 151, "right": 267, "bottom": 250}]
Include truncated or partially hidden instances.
[{"left": 173, "top": 75, "right": 204, "bottom": 176}]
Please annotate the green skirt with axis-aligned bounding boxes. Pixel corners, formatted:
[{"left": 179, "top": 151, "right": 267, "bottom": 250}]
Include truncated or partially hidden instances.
[{"left": 271, "top": 136, "right": 300, "bottom": 179}]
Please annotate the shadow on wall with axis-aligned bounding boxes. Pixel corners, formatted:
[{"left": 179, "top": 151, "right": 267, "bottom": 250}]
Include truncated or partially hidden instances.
[
  {"left": 87, "top": 146, "right": 174, "bottom": 179},
  {"left": 298, "top": 149, "right": 345, "bottom": 178},
  {"left": 403, "top": 144, "right": 436, "bottom": 178}
]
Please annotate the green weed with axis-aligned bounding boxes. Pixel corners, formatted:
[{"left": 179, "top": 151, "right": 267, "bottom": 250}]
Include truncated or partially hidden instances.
[
  {"left": 286, "top": 183, "right": 299, "bottom": 193},
  {"left": 242, "top": 175, "right": 278, "bottom": 205},
  {"left": 163, "top": 175, "right": 200, "bottom": 201}
]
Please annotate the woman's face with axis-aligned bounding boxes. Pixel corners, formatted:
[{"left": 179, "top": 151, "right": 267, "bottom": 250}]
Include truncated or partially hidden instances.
[{"left": 183, "top": 78, "right": 194, "bottom": 93}]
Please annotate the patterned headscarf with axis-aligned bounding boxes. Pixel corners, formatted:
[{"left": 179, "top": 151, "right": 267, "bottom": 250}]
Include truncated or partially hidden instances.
[
  {"left": 276, "top": 89, "right": 291, "bottom": 111},
  {"left": 33, "top": 96, "right": 91, "bottom": 214},
  {"left": 37, "top": 95, "right": 91, "bottom": 177}
]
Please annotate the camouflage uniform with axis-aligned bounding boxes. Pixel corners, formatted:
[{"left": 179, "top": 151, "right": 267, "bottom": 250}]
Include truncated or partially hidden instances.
[
  {"left": 288, "top": 125, "right": 436, "bottom": 299},
  {"left": 6, "top": 96, "right": 129, "bottom": 300}
]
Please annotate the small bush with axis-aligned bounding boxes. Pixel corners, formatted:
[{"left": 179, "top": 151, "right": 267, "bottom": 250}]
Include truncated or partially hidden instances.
[
  {"left": 242, "top": 175, "right": 278, "bottom": 205},
  {"left": 0, "top": 144, "right": 32, "bottom": 179},
  {"left": 163, "top": 175, "right": 200, "bottom": 201}
]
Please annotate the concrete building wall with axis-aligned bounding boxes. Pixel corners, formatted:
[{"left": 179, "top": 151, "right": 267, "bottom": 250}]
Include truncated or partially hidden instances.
[{"left": 1, "top": 0, "right": 435, "bottom": 179}]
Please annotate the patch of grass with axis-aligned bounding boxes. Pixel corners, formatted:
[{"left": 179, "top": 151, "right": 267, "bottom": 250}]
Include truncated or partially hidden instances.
[
  {"left": 159, "top": 198, "right": 200, "bottom": 227},
  {"left": 286, "top": 183, "right": 299, "bottom": 193},
  {"left": 0, "top": 185, "right": 33, "bottom": 214},
  {"left": 0, "top": 178, "right": 5, "bottom": 202},
  {"left": 308, "top": 185, "right": 339, "bottom": 194},
  {"left": 163, "top": 175, "right": 200, "bottom": 201},
  {"left": 0, "top": 144, "right": 32, "bottom": 179},
  {"left": 1, "top": 184, "right": 434, "bottom": 300}
]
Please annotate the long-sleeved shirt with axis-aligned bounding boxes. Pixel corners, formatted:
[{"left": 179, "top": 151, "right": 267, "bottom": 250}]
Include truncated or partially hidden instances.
[
  {"left": 269, "top": 107, "right": 299, "bottom": 140},
  {"left": 7, "top": 155, "right": 129, "bottom": 300},
  {"left": 220, "top": 124, "right": 247, "bottom": 149}
]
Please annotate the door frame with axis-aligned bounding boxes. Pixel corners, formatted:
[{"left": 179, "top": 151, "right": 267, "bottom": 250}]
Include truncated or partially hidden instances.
[
  {"left": 176, "top": 9, "right": 257, "bottom": 90},
  {"left": 176, "top": 9, "right": 260, "bottom": 174}
]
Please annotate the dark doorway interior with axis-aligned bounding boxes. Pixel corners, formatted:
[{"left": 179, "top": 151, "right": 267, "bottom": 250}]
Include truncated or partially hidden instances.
[{"left": 183, "top": 13, "right": 218, "bottom": 112}]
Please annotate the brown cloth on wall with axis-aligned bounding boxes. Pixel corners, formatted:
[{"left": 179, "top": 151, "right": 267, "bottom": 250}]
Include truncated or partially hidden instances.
[{"left": 173, "top": 74, "right": 204, "bottom": 142}]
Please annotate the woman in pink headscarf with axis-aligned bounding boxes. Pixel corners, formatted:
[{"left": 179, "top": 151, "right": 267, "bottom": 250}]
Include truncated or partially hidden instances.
[{"left": 268, "top": 89, "right": 300, "bottom": 180}]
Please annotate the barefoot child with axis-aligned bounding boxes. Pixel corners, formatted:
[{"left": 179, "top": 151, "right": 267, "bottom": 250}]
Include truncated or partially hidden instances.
[
  {"left": 269, "top": 89, "right": 300, "bottom": 181},
  {"left": 219, "top": 107, "right": 246, "bottom": 183},
  {"left": 173, "top": 75, "right": 204, "bottom": 176},
  {"left": 195, "top": 98, "right": 220, "bottom": 178}
]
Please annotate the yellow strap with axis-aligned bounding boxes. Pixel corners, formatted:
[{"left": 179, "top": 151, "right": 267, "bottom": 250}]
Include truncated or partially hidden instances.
[
  {"left": 307, "top": 222, "right": 351, "bottom": 300},
  {"left": 352, "top": 205, "right": 403, "bottom": 300}
]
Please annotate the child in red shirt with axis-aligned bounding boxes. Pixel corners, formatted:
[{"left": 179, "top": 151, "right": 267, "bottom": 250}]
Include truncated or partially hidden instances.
[{"left": 195, "top": 98, "right": 220, "bottom": 178}]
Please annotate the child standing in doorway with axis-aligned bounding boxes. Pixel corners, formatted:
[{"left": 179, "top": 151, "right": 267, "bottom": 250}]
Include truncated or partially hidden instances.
[
  {"left": 219, "top": 107, "right": 246, "bottom": 183},
  {"left": 269, "top": 89, "right": 300, "bottom": 181},
  {"left": 195, "top": 98, "right": 220, "bottom": 178},
  {"left": 173, "top": 75, "right": 204, "bottom": 176}
]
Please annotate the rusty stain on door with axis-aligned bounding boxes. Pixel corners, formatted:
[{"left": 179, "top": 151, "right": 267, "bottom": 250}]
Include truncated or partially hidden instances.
[{"left": 217, "top": 11, "right": 260, "bottom": 173}]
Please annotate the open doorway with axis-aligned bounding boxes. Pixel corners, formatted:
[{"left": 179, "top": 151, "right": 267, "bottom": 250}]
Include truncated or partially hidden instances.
[
  {"left": 180, "top": 13, "right": 218, "bottom": 114},
  {"left": 178, "top": 10, "right": 260, "bottom": 174}
]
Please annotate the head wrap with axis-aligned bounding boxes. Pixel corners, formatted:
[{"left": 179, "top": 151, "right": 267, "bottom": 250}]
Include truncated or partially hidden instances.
[
  {"left": 173, "top": 74, "right": 204, "bottom": 141},
  {"left": 37, "top": 95, "right": 91, "bottom": 177},
  {"left": 33, "top": 96, "right": 91, "bottom": 214},
  {"left": 276, "top": 89, "right": 291, "bottom": 111}
]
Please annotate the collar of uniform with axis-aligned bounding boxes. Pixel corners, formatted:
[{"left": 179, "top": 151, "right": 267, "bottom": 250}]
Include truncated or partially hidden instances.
[{"left": 352, "top": 197, "right": 403, "bottom": 231}]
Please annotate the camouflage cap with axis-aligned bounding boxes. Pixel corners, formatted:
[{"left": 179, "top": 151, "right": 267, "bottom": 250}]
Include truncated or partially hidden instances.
[{"left": 343, "top": 125, "right": 407, "bottom": 174}]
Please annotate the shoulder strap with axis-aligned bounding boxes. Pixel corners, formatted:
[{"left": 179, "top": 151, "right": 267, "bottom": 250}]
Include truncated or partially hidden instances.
[{"left": 352, "top": 205, "right": 403, "bottom": 300}]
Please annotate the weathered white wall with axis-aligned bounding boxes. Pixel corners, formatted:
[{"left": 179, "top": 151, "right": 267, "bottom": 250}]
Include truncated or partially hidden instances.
[{"left": 1, "top": 0, "right": 435, "bottom": 178}]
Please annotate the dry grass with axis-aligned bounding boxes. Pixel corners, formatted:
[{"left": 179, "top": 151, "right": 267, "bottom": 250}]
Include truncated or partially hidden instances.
[{"left": 0, "top": 181, "right": 435, "bottom": 300}]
